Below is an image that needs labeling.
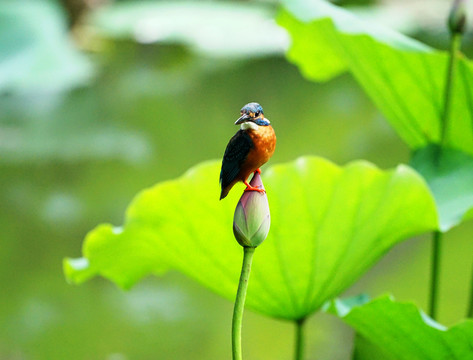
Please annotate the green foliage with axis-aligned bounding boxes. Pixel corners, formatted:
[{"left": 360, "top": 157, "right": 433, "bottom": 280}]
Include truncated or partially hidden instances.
[
  {"left": 279, "top": 0, "right": 473, "bottom": 236},
  {"left": 352, "top": 334, "right": 394, "bottom": 360},
  {"left": 278, "top": 0, "right": 473, "bottom": 156},
  {"left": 410, "top": 145, "right": 473, "bottom": 231},
  {"left": 277, "top": 0, "right": 473, "bottom": 357},
  {"left": 4, "top": 0, "right": 471, "bottom": 358},
  {"left": 327, "top": 296, "right": 473, "bottom": 360},
  {"left": 65, "top": 156, "right": 437, "bottom": 320}
]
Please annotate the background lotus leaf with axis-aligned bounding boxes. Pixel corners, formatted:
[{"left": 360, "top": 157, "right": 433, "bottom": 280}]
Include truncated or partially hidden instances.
[
  {"left": 327, "top": 295, "right": 473, "bottom": 360},
  {"left": 278, "top": 0, "right": 473, "bottom": 156}
]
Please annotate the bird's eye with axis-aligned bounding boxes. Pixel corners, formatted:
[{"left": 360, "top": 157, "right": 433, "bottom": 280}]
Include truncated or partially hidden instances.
[{"left": 255, "top": 111, "right": 260, "bottom": 117}]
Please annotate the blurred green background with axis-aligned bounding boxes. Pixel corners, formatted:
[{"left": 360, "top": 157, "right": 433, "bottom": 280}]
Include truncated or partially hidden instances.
[{"left": 2, "top": 0, "right": 473, "bottom": 359}]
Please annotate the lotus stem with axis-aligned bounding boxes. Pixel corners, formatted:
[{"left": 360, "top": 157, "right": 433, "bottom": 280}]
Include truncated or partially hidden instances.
[
  {"left": 429, "top": 231, "right": 443, "bottom": 319},
  {"left": 294, "top": 317, "right": 307, "bottom": 360},
  {"left": 232, "top": 246, "right": 256, "bottom": 360},
  {"left": 429, "top": 11, "right": 464, "bottom": 320},
  {"left": 440, "top": 32, "right": 461, "bottom": 146},
  {"left": 468, "top": 261, "right": 473, "bottom": 318}
]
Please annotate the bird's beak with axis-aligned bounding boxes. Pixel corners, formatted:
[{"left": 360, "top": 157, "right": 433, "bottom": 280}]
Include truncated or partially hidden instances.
[{"left": 235, "top": 114, "right": 250, "bottom": 125}]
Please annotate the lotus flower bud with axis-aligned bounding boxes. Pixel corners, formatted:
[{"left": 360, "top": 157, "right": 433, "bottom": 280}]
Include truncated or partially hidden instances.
[
  {"left": 233, "top": 172, "right": 270, "bottom": 248},
  {"left": 448, "top": 0, "right": 467, "bottom": 34}
]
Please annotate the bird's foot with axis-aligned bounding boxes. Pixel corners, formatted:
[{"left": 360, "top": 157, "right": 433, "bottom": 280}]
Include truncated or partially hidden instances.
[
  {"left": 243, "top": 181, "right": 265, "bottom": 194},
  {"left": 244, "top": 186, "right": 265, "bottom": 194}
]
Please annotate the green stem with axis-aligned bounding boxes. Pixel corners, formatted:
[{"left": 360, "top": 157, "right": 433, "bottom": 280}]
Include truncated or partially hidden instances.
[
  {"left": 429, "top": 28, "right": 463, "bottom": 320},
  {"left": 440, "top": 32, "right": 461, "bottom": 146},
  {"left": 232, "top": 246, "right": 256, "bottom": 360},
  {"left": 468, "top": 262, "right": 473, "bottom": 318},
  {"left": 294, "top": 317, "right": 306, "bottom": 360},
  {"left": 429, "top": 231, "right": 442, "bottom": 319}
]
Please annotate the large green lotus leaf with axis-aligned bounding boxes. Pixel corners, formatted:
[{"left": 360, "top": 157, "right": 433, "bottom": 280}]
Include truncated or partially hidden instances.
[
  {"left": 327, "top": 296, "right": 473, "bottom": 360},
  {"left": 64, "top": 157, "right": 437, "bottom": 320},
  {"left": 278, "top": 0, "right": 473, "bottom": 156},
  {"left": 410, "top": 145, "right": 473, "bottom": 231}
]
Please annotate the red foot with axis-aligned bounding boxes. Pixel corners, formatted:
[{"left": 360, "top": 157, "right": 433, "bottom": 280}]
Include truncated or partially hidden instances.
[{"left": 243, "top": 181, "right": 265, "bottom": 193}]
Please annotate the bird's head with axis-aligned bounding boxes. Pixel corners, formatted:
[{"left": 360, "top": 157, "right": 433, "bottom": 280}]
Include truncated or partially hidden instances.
[{"left": 235, "top": 102, "right": 270, "bottom": 126}]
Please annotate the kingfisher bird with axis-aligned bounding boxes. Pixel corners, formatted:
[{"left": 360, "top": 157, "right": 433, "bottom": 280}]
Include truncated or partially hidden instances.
[{"left": 219, "top": 102, "right": 276, "bottom": 200}]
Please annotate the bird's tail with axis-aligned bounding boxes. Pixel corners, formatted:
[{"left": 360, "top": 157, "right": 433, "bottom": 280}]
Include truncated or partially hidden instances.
[{"left": 219, "top": 187, "right": 230, "bottom": 200}]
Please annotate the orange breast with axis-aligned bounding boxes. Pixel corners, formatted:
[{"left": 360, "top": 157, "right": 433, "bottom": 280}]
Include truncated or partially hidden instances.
[{"left": 239, "top": 125, "right": 276, "bottom": 181}]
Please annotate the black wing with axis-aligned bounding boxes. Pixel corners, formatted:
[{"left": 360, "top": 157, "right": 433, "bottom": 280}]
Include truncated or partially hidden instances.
[{"left": 220, "top": 130, "right": 254, "bottom": 190}]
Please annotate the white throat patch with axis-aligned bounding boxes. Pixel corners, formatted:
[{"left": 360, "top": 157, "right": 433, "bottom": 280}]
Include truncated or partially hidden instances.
[{"left": 241, "top": 122, "right": 259, "bottom": 131}]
